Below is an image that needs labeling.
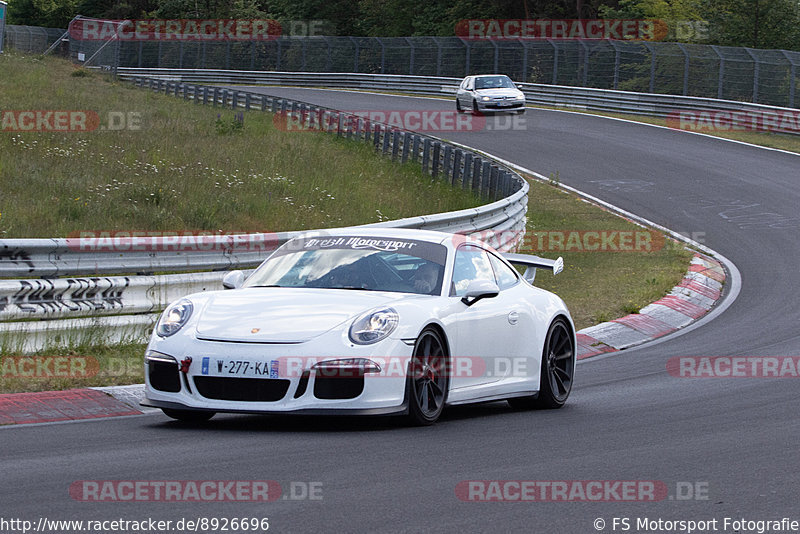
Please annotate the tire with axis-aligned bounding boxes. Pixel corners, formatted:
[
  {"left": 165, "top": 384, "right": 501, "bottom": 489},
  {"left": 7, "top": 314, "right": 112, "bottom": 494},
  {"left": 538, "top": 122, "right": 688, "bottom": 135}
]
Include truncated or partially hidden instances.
[
  {"left": 407, "top": 328, "right": 449, "bottom": 425},
  {"left": 456, "top": 99, "right": 463, "bottom": 113},
  {"left": 162, "top": 408, "right": 216, "bottom": 423},
  {"left": 508, "top": 317, "right": 574, "bottom": 410},
  {"left": 517, "top": 108, "right": 526, "bottom": 115},
  {"left": 471, "top": 99, "right": 482, "bottom": 115}
]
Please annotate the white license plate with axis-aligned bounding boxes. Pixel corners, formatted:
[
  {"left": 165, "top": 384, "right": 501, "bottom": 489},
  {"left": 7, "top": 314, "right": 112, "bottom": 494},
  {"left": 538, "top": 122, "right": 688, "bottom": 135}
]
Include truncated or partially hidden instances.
[
  {"left": 201, "top": 357, "right": 279, "bottom": 378},
  {"left": 498, "top": 101, "right": 513, "bottom": 106}
]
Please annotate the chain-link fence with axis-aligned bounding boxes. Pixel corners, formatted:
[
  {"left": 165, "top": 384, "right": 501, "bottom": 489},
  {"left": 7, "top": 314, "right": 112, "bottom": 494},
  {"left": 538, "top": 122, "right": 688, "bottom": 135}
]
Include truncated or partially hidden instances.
[
  {"left": 69, "top": 35, "right": 799, "bottom": 108},
  {"left": 4, "top": 16, "right": 797, "bottom": 109},
  {"left": 4, "top": 24, "right": 67, "bottom": 54}
]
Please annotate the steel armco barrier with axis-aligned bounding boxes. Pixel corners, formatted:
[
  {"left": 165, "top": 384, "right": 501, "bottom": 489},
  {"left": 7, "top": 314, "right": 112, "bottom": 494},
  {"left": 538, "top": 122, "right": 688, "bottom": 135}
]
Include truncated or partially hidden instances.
[
  {"left": 114, "top": 68, "right": 800, "bottom": 136},
  {"left": 0, "top": 76, "right": 528, "bottom": 351}
]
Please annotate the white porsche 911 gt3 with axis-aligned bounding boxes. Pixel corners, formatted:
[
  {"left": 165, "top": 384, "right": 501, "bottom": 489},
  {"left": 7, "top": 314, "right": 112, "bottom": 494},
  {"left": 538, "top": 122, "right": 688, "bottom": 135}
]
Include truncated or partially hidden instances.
[{"left": 142, "top": 228, "right": 575, "bottom": 425}]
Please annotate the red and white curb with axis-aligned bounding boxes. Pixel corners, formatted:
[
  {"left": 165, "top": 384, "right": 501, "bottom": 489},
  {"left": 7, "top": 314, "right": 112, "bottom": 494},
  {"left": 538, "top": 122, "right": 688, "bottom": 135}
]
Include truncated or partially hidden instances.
[
  {"left": 0, "top": 388, "right": 142, "bottom": 426},
  {"left": 576, "top": 253, "right": 725, "bottom": 359}
]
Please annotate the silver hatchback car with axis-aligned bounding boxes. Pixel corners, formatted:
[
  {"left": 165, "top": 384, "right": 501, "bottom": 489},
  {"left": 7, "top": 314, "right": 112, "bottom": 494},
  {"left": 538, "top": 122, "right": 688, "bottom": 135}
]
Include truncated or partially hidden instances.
[{"left": 456, "top": 74, "right": 526, "bottom": 114}]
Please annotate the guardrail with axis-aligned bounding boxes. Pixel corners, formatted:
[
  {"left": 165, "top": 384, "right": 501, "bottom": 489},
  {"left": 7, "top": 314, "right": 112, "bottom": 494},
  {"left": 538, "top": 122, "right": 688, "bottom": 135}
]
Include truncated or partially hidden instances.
[
  {"left": 0, "top": 76, "right": 529, "bottom": 351},
  {"left": 114, "top": 68, "right": 800, "bottom": 135}
]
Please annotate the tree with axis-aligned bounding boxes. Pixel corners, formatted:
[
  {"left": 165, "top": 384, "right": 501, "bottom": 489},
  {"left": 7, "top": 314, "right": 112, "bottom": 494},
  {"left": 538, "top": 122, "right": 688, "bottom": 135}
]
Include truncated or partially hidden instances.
[
  {"left": 697, "top": 0, "right": 800, "bottom": 50},
  {"left": 7, "top": 0, "right": 79, "bottom": 27}
]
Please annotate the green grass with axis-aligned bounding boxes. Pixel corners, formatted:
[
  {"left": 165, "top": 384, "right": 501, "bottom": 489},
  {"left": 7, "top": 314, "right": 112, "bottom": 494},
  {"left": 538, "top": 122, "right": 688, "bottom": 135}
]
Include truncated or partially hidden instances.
[
  {"left": 0, "top": 52, "right": 694, "bottom": 393},
  {"left": 0, "top": 51, "right": 481, "bottom": 238},
  {"left": 0, "top": 343, "right": 145, "bottom": 393},
  {"left": 520, "top": 177, "right": 693, "bottom": 331}
]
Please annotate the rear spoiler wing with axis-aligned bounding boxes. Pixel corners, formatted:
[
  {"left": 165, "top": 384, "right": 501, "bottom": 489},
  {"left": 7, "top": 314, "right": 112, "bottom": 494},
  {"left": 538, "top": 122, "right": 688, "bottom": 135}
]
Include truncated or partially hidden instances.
[{"left": 502, "top": 253, "right": 564, "bottom": 283}]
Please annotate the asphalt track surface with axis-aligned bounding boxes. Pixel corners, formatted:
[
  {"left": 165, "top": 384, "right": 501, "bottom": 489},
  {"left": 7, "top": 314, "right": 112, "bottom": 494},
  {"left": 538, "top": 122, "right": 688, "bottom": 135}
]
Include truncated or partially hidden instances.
[{"left": 3, "top": 88, "right": 799, "bottom": 533}]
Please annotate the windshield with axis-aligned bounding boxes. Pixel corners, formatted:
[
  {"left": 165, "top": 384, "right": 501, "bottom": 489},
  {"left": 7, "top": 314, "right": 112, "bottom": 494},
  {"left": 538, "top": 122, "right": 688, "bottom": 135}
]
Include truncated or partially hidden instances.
[
  {"left": 244, "top": 236, "right": 447, "bottom": 295},
  {"left": 474, "top": 76, "right": 515, "bottom": 90}
]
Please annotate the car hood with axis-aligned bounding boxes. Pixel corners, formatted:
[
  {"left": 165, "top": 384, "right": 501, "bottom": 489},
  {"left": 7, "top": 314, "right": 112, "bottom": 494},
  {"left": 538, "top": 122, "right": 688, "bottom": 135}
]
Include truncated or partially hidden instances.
[
  {"left": 474, "top": 88, "right": 523, "bottom": 98},
  {"left": 193, "top": 288, "right": 407, "bottom": 343}
]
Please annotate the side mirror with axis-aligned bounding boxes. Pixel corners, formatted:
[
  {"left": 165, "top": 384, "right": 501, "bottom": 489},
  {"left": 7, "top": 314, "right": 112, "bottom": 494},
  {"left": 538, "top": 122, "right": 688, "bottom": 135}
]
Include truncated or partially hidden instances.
[
  {"left": 222, "top": 270, "right": 245, "bottom": 290},
  {"left": 517, "top": 84, "right": 524, "bottom": 90},
  {"left": 461, "top": 279, "right": 500, "bottom": 306}
]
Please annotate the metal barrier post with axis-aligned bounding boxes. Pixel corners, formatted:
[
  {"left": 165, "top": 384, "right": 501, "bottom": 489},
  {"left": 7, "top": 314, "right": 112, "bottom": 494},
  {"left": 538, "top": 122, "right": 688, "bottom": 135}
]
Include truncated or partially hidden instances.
[
  {"left": 399, "top": 132, "right": 410, "bottom": 163},
  {"left": 412, "top": 135, "right": 421, "bottom": 163},
  {"left": 442, "top": 146, "right": 453, "bottom": 182},
  {"left": 391, "top": 130, "right": 400, "bottom": 161},
  {"left": 452, "top": 149, "right": 462, "bottom": 187},
  {"left": 431, "top": 142, "right": 441, "bottom": 178},
  {"left": 0, "top": 2, "right": 8, "bottom": 55},
  {"left": 781, "top": 50, "right": 797, "bottom": 108},
  {"left": 382, "top": 128, "right": 391, "bottom": 154},
  {"left": 472, "top": 159, "right": 483, "bottom": 195},
  {"left": 422, "top": 139, "right": 432, "bottom": 174},
  {"left": 712, "top": 45, "right": 725, "bottom": 100},
  {"left": 744, "top": 48, "right": 760, "bottom": 103},
  {"left": 677, "top": 43, "right": 690, "bottom": 96},
  {"left": 462, "top": 153, "right": 473, "bottom": 190},
  {"left": 373, "top": 124, "right": 381, "bottom": 149}
]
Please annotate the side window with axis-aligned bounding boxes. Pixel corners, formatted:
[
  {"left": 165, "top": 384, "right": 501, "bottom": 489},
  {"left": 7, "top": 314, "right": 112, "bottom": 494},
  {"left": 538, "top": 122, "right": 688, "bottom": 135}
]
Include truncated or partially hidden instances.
[
  {"left": 488, "top": 253, "right": 519, "bottom": 290},
  {"left": 451, "top": 245, "right": 494, "bottom": 297}
]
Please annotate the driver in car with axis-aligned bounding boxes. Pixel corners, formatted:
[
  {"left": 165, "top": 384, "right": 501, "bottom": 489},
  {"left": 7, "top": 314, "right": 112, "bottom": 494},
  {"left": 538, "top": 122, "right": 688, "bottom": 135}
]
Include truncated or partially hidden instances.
[{"left": 412, "top": 262, "right": 439, "bottom": 294}]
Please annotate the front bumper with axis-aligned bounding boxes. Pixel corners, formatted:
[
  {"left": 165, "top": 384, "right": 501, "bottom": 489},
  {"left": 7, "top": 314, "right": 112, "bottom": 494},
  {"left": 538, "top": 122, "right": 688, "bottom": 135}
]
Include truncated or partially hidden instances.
[
  {"left": 142, "top": 333, "right": 413, "bottom": 415},
  {"left": 476, "top": 100, "right": 526, "bottom": 113}
]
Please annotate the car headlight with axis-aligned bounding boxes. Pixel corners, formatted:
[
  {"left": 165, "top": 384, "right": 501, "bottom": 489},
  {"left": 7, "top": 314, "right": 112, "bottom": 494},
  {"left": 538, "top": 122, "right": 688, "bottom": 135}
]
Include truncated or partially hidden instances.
[
  {"left": 349, "top": 307, "right": 398, "bottom": 345},
  {"left": 481, "top": 96, "right": 491, "bottom": 101},
  {"left": 156, "top": 299, "right": 193, "bottom": 337}
]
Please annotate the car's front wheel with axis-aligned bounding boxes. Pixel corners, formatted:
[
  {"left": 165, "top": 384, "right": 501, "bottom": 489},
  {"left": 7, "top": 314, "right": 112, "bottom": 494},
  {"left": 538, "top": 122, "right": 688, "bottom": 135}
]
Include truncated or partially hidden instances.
[
  {"left": 162, "top": 408, "right": 216, "bottom": 423},
  {"left": 407, "top": 327, "right": 449, "bottom": 425},
  {"left": 508, "top": 317, "right": 574, "bottom": 410},
  {"left": 456, "top": 99, "right": 463, "bottom": 113}
]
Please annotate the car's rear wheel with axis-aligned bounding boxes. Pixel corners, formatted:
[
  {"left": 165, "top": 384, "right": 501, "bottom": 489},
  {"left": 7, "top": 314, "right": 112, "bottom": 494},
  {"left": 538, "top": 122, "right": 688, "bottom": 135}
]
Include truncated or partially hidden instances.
[
  {"left": 407, "top": 328, "right": 449, "bottom": 425},
  {"left": 162, "top": 408, "right": 216, "bottom": 423},
  {"left": 508, "top": 317, "right": 574, "bottom": 410}
]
